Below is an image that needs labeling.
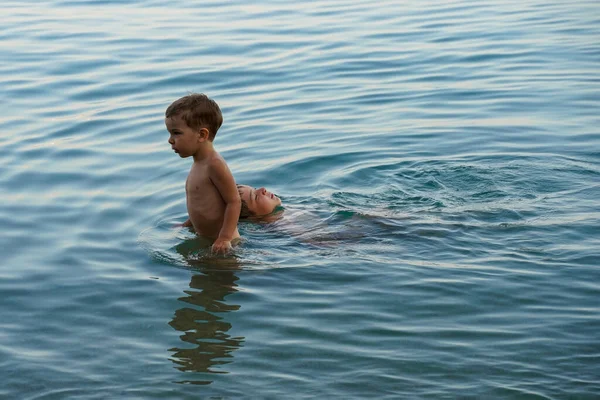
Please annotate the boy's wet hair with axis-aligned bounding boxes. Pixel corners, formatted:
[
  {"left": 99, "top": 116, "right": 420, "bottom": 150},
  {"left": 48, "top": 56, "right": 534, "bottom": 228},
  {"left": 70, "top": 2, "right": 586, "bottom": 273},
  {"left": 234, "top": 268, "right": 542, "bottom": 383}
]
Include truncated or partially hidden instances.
[
  {"left": 165, "top": 93, "right": 223, "bottom": 141},
  {"left": 237, "top": 185, "right": 254, "bottom": 219}
]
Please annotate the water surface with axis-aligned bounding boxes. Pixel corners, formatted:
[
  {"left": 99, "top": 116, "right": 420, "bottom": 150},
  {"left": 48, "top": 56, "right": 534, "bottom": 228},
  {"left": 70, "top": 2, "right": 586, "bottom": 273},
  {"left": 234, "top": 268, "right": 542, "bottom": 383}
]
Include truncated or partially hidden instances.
[{"left": 1, "top": 0, "right": 599, "bottom": 398}]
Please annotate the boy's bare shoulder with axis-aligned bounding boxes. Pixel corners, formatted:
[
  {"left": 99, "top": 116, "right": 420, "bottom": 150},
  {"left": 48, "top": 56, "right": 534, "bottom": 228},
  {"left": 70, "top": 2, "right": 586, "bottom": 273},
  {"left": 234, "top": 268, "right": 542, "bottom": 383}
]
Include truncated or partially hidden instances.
[
  {"left": 207, "top": 150, "right": 226, "bottom": 165},
  {"left": 206, "top": 151, "right": 230, "bottom": 173},
  {"left": 205, "top": 151, "right": 234, "bottom": 183}
]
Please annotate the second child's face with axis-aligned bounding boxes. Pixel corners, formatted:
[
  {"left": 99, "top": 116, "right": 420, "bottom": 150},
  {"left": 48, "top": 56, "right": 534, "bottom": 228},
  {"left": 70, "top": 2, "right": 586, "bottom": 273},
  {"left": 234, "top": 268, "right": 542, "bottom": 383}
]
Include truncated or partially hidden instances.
[
  {"left": 166, "top": 115, "right": 200, "bottom": 158},
  {"left": 238, "top": 185, "right": 282, "bottom": 216}
]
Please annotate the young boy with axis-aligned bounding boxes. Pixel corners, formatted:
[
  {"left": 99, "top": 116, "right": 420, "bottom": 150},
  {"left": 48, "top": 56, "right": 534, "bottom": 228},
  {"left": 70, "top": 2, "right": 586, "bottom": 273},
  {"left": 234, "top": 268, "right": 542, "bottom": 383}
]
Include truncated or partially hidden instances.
[{"left": 165, "top": 93, "right": 241, "bottom": 254}]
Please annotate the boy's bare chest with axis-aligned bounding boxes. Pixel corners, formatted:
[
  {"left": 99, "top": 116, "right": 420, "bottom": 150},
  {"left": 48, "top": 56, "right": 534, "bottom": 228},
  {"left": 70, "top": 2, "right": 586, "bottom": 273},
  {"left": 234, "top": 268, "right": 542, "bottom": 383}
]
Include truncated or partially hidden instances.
[{"left": 186, "top": 165, "right": 219, "bottom": 199}]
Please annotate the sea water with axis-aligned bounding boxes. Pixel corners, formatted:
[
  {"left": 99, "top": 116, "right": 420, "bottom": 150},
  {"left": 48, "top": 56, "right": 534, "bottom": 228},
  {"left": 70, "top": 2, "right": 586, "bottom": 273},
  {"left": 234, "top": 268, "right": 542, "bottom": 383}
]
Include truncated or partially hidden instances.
[{"left": 1, "top": 0, "right": 599, "bottom": 398}]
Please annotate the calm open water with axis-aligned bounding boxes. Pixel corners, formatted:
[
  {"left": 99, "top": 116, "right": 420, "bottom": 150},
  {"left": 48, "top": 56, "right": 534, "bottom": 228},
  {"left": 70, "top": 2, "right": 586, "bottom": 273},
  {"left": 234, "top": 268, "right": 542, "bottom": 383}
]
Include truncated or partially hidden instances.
[{"left": 1, "top": 0, "right": 599, "bottom": 398}]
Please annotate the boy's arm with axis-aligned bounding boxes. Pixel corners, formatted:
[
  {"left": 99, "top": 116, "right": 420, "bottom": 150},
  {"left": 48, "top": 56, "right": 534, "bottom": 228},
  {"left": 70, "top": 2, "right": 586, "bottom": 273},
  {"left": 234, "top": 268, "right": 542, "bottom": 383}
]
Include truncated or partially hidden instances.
[{"left": 209, "top": 157, "right": 241, "bottom": 252}]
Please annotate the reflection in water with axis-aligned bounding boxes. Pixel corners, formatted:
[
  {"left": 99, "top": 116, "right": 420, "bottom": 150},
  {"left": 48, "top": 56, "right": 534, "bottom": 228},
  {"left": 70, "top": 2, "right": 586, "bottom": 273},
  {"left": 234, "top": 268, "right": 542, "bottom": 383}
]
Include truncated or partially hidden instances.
[{"left": 168, "top": 237, "right": 244, "bottom": 385}]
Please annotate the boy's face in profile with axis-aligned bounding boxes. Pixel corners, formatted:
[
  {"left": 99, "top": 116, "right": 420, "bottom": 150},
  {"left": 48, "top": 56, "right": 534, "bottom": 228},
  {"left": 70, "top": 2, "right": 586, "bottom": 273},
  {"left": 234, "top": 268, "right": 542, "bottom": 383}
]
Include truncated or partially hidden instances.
[{"left": 166, "top": 114, "right": 203, "bottom": 158}]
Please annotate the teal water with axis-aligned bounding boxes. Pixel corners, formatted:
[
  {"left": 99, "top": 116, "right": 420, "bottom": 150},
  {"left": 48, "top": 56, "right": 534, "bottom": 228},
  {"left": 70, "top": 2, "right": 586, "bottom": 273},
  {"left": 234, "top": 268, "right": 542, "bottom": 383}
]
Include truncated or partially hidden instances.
[{"left": 1, "top": 0, "right": 599, "bottom": 398}]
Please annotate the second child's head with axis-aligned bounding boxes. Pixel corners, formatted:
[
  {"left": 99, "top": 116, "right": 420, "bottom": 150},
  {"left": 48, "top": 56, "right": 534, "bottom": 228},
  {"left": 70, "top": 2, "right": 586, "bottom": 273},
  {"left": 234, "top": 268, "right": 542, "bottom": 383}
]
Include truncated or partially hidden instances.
[
  {"left": 237, "top": 185, "right": 282, "bottom": 218},
  {"left": 165, "top": 93, "right": 223, "bottom": 141}
]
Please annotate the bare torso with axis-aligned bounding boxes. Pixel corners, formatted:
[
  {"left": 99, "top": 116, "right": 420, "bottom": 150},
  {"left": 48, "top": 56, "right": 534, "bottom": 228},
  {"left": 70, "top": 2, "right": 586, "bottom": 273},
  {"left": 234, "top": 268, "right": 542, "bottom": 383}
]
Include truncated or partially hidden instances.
[{"left": 186, "top": 155, "right": 240, "bottom": 240}]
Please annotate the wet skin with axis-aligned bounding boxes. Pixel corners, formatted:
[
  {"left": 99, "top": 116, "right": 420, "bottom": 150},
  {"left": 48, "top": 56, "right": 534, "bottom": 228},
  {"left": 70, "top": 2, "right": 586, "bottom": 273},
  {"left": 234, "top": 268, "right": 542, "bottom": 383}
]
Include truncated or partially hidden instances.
[{"left": 237, "top": 185, "right": 282, "bottom": 216}]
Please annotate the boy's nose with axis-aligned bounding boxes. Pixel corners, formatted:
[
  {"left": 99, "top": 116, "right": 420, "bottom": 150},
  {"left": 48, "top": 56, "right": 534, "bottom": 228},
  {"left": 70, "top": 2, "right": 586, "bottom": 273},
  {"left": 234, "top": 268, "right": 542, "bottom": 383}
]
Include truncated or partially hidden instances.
[
  {"left": 168, "top": 136, "right": 174, "bottom": 144},
  {"left": 258, "top": 187, "right": 267, "bottom": 195}
]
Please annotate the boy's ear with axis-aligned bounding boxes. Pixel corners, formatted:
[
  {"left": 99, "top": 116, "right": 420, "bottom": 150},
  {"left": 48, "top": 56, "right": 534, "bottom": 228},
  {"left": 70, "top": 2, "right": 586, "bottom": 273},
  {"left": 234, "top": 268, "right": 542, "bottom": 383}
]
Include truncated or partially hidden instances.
[{"left": 197, "top": 127, "right": 210, "bottom": 141}]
